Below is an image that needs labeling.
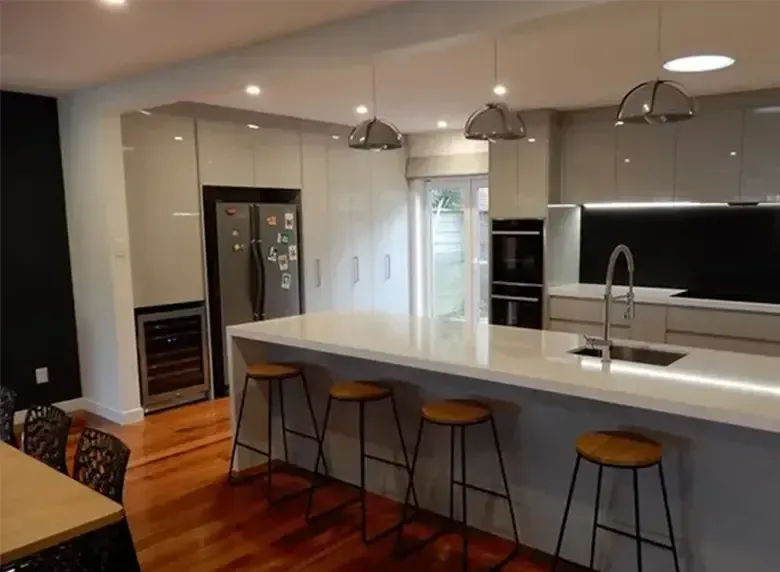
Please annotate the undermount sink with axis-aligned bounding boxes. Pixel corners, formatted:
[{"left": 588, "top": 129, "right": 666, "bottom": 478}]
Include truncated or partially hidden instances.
[{"left": 569, "top": 345, "right": 687, "bottom": 367}]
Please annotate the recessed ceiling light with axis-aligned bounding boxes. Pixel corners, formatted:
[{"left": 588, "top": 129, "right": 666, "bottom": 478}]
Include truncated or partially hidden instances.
[
  {"left": 332, "top": 135, "right": 341, "bottom": 140},
  {"left": 663, "top": 54, "right": 735, "bottom": 73},
  {"left": 730, "top": 151, "right": 737, "bottom": 156},
  {"left": 615, "top": 120, "right": 625, "bottom": 126},
  {"left": 355, "top": 105, "right": 368, "bottom": 115},
  {"left": 493, "top": 84, "right": 507, "bottom": 96},
  {"left": 245, "top": 84, "right": 262, "bottom": 96},
  {"left": 174, "top": 136, "right": 184, "bottom": 141},
  {"left": 624, "top": 158, "right": 631, "bottom": 163},
  {"left": 99, "top": 0, "right": 127, "bottom": 7},
  {"left": 247, "top": 124, "right": 259, "bottom": 130},
  {"left": 437, "top": 120, "right": 448, "bottom": 129},
  {"left": 527, "top": 137, "right": 536, "bottom": 143},
  {"left": 754, "top": 105, "right": 780, "bottom": 114},
  {"left": 138, "top": 109, "right": 152, "bottom": 116}
]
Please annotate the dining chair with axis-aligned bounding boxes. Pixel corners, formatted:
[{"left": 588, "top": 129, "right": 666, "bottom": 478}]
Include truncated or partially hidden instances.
[
  {"left": 0, "top": 385, "right": 18, "bottom": 447},
  {"left": 22, "top": 404, "right": 71, "bottom": 473}
]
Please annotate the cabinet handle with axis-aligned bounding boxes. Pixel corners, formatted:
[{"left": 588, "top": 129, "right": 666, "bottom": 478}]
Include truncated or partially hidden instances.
[
  {"left": 385, "top": 254, "right": 391, "bottom": 281},
  {"left": 353, "top": 256, "right": 359, "bottom": 283},
  {"left": 315, "top": 259, "right": 321, "bottom": 288},
  {"left": 491, "top": 294, "right": 539, "bottom": 303}
]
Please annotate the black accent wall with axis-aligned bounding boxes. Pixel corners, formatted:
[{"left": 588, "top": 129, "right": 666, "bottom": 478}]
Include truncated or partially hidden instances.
[
  {"left": 580, "top": 206, "right": 780, "bottom": 294},
  {"left": 1, "top": 91, "right": 81, "bottom": 410}
]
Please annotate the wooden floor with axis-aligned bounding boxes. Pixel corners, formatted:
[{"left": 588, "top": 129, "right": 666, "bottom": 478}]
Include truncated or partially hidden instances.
[{"left": 67, "top": 399, "right": 584, "bottom": 572}]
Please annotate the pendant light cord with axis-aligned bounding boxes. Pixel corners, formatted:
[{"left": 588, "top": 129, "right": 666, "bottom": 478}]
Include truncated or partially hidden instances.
[
  {"left": 493, "top": 39, "right": 499, "bottom": 86},
  {"left": 656, "top": 1, "right": 663, "bottom": 75},
  {"left": 372, "top": 63, "right": 378, "bottom": 116}
]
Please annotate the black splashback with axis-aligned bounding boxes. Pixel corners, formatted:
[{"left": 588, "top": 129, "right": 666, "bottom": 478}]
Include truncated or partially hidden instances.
[{"left": 579, "top": 207, "right": 780, "bottom": 292}]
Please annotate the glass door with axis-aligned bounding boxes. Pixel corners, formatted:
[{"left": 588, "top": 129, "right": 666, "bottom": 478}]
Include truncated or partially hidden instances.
[{"left": 424, "top": 176, "right": 489, "bottom": 325}]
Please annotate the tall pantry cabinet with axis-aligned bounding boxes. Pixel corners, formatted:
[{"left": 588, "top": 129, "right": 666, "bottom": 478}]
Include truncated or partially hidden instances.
[{"left": 300, "top": 135, "right": 410, "bottom": 315}]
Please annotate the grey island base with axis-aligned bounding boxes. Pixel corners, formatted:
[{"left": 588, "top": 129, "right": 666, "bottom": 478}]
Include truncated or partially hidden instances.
[{"left": 227, "top": 312, "right": 780, "bottom": 572}]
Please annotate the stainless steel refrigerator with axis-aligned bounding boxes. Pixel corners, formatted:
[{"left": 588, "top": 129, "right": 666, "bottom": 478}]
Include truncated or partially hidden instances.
[{"left": 214, "top": 202, "right": 302, "bottom": 392}]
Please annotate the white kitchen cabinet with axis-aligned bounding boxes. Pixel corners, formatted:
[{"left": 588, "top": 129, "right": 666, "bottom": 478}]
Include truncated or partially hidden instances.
[
  {"left": 666, "top": 332, "right": 780, "bottom": 357},
  {"left": 666, "top": 306, "right": 780, "bottom": 343},
  {"left": 488, "top": 140, "right": 518, "bottom": 218},
  {"left": 122, "top": 113, "right": 204, "bottom": 308},
  {"left": 740, "top": 108, "right": 780, "bottom": 201},
  {"left": 300, "top": 133, "right": 331, "bottom": 313},
  {"left": 196, "top": 120, "right": 254, "bottom": 187},
  {"left": 560, "top": 110, "right": 617, "bottom": 205},
  {"left": 675, "top": 108, "right": 743, "bottom": 201},
  {"left": 327, "top": 144, "right": 358, "bottom": 311},
  {"left": 253, "top": 127, "right": 302, "bottom": 189},
  {"left": 548, "top": 296, "right": 667, "bottom": 343},
  {"left": 351, "top": 151, "right": 374, "bottom": 311},
  {"left": 615, "top": 122, "right": 676, "bottom": 201},
  {"left": 371, "top": 149, "right": 410, "bottom": 314}
]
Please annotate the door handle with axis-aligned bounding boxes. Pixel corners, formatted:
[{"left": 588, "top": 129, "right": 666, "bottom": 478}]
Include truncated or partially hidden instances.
[
  {"left": 353, "top": 256, "right": 359, "bottom": 283},
  {"left": 385, "top": 254, "right": 391, "bottom": 281},
  {"left": 315, "top": 258, "right": 322, "bottom": 288}
]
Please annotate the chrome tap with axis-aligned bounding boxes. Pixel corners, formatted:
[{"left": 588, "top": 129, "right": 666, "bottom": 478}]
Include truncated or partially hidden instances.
[{"left": 586, "top": 244, "right": 636, "bottom": 361}]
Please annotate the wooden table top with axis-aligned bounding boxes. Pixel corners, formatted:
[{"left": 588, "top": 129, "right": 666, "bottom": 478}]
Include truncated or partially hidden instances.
[{"left": 0, "top": 443, "right": 124, "bottom": 563}]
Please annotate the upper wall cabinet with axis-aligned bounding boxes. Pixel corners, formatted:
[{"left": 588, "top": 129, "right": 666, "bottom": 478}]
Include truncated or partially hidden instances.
[
  {"left": 122, "top": 114, "right": 204, "bottom": 307},
  {"left": 196, "top": 120, "right": 254, "bottom": 187},
  {"left": 615, "top": 122, "right": 676, "bottom": 201},
  {"left": 560, "top": 109, "right": 616, "bottom": 204},
  {"left": 740, "top": 108, "right": 780, "bottom": 201},
  {"left": 253, "top": 127, "right": 302, "bottom": 189},
  {"left": 675, "top": 108, "right": 743, "bottom": 202}
]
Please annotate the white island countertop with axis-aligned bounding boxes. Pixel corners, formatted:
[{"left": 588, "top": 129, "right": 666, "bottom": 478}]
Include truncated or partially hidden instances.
[{"left": 228, "top": 312, "right": 780, "bottom": 435}]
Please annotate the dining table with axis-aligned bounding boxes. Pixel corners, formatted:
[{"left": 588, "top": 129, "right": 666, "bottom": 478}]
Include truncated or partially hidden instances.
[{"left": 0, "top": 442, "right": 125, "bottom": 566}]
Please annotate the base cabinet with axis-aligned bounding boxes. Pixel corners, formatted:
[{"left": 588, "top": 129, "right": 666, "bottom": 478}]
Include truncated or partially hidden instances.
[{"left": 548, "top": 297, "right": 667, "bottom": 343}]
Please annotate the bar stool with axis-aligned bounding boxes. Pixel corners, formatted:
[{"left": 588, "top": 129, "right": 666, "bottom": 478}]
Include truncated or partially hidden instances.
[
  {"left": 550, "top": 430, "right": 681, "bottom": 572},
  {"left": 228, "top": 363, "right": 328, "bottom": 504},
  {"left": 396, "top": 399, "right": 520, "bottom": 572},
  {"left": 305, "top": 381, "right": 418, "bottom": 544}
]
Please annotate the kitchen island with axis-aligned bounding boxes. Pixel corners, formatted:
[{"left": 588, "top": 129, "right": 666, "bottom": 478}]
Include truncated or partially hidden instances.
[{"left": 227, "top": 311, "right": 780, "bottom": 572}]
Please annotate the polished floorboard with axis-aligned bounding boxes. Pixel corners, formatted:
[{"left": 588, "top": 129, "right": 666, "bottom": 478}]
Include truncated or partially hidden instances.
[{"left": 67, "top": 399, "right": 584, "bottom": 572}]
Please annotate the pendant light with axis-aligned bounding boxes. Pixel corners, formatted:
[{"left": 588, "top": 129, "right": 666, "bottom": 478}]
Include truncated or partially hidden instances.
[
  {"left": 616, "top": 2, "right": 695, "bottom": 125},
  {"left": 349, "top": 64, "right": 403, "bottom": 151},
  {"left": 464, "top": 39, "right": 525, "bottom": 141}
]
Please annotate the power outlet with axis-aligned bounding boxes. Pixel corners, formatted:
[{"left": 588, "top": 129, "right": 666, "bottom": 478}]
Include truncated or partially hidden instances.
[{"left": 35, "top": 367, "right": 49, "bottom": 384}]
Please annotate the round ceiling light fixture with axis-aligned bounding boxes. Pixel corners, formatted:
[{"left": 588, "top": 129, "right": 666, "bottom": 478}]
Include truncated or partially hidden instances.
[
  {"left": 663, "top": 54, "right": 735, "bottom": 73},
  {"left": 348, "top": 65, "right": 403, "bottom": 151},
  {"left": 437, "top": 120, "right": 448, "bottom": 129},
  {"left": 493, "top": 84, "right": 508, "bottom": 96}
]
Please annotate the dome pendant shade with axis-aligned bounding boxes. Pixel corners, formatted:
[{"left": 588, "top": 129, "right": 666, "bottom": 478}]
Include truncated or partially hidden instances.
[
  {"left": 616, "top": 79, "right": 696, "bottom": 125},
  {"left": 464, "top": 102, "right": 526, "bottom": 141},
  {"left": 348, "top": 118, "right": 403, "bottom": 151}
]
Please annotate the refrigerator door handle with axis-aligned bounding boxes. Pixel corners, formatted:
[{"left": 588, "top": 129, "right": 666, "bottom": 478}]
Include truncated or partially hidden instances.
[
  {"left": 249, "top": 205, "right": 265, "bottom": 321},
  {"left": 315, "top": 258, "right": 322, "bottom": 288},
  {"left": 385, "top": 254, "right": 391, "bottom": 281},
  {"left": 353, "top": 256, "right": 359, "bottom": 284}
]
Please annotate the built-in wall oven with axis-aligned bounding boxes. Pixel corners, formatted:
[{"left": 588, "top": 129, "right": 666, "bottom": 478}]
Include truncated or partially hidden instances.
[{"left": 490, "top": 218, "right": 544, "bottom": 329}]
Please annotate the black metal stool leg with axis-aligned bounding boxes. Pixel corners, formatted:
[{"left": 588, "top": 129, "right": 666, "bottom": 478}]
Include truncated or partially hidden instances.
[
  {"left": 227, "top": 374, "right": 251, "bottom": 485},
  {"left": 658, "top": 463, "right": 681, "bottom": 572},
  {"left": 278, "top": 378, "right": 289, "bottom": 463},
  {"left": 390, "top": 394, "right": 419, "bottom": 508},
  {"left": 266, "top": 379, "right": 275, "bottom": 496},
  {"left": 590, "top": 465, "right": 603, "bottom": 570},
  {"left": 395, "top": 416, "right": 425, "bottom": 552},
  {"left": 305, "top": 395, "right": 333, "bottom": 521},
  {"left": 359, "top": 401, "right": 368, "bottom": 543},
  {"left": 460, "top": 425, "right": 469, "bottom": 572},
  {"left": 300, "top": 371, "right": 329, "bottom": 477},
  {"left": 633, "top": 468, "right": 643, "bottom": 572},
  {"left": 490, "top": 415, "right": 520, "bottom": 548},
  {"left": 550, "top": 454, "right": 582, "bottom": 572},
  {"left": 449, "top": 425, "right": 456, "bottom": 521}
]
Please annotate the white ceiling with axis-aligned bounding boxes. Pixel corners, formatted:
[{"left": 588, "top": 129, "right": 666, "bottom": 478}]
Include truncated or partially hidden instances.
[
  {"left": 188, "top": 0, "right": 780, "bottom": 132},
  {"left": 0, "top": 0, "right": 399, "bottom": 91}
]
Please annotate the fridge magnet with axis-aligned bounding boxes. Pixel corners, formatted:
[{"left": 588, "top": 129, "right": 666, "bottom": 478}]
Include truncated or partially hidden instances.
[
  {"left": 280, "top": 232, "right": 290, "bottom": 245},
  {"left": 266, "top": 215, "right": 277, "bottom": 226},
  {"left": 267, "top": 246, "right": 278, "bottom": 262},
  {"left": 281, "top": 273, "right": 292, "bottom": 290},
  {"left": 278, "top": 254, "right": 289, "bottom": 271},
  {"left": 277, "top": 232, "right": 283, "bottom": 244},
  {"left": 288, "top": 245, "right": 298, "bottom": 261},
  {"left": 284, "top": 212, "right": 295, "bottom": 230}
]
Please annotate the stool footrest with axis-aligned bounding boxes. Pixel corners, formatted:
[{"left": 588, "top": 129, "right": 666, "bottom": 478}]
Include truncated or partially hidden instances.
[
  {"left": 597, "top": 523, "right": 675, "bottom": 551},
  {"left": 234, "top": 442, "right": 268, "bottom": 457},
  {"left": 364, "top": 453, "right": 411, "bottom": 470},
  {"left": 285, "top": 428, "right": 319, "bottom": 441},
  {"left": 452, "top": 480, "right": 509, "bottom": 499}
]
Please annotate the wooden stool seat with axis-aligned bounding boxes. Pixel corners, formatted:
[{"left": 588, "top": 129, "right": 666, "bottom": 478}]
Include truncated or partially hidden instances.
[
  {"left": 329, "top": 381, "right": 391, "bottom": 402},
  {"left": 246, "top": 363, "right": 301, "bottom": 380},
  {"left": 422, "top": 399, "right": 492, "bottom": 425},
  {"left": 576, "top": 430, "right": 663, "bottom": 468}
]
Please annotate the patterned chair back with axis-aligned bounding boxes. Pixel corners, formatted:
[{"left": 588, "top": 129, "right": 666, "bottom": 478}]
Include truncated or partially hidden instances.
[
  {"left": 22, "top": 404, "right": 71, "bottom": 472},
  {"left": 73, "top": 428, "right": 131, "bottom": 504},
  {"left": 0, "top": 386, "right": 18, "bottom": 447}
]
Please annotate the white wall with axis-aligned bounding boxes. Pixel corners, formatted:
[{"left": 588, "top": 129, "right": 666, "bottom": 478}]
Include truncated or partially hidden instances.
[{"left": 406, "top": 131, "right": 488, "bottom": 178}]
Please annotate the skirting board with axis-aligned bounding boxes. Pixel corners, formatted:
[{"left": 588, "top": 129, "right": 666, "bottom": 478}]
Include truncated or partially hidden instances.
[
  {"left": 84, "top": 399, "right": 144, "bottom": 425},
  {"left": 13, "top": 397, "right": 88, "bottom": 425}
]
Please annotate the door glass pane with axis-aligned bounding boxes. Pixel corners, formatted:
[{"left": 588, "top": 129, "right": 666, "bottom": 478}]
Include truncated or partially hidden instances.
[
  {"left": 429, "top": 183, "right": 466, "bottom": 320},
  {"left": 475, "top": 184, "right": 490, "bottom": 322}
]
